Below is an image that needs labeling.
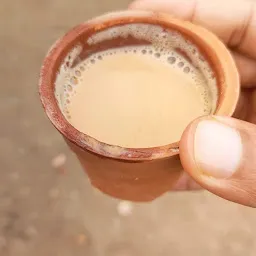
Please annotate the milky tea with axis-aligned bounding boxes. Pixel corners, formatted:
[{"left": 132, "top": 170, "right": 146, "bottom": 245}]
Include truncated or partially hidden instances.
[{"left": 55, "top": 24, "right": 217, "bottom": 148}]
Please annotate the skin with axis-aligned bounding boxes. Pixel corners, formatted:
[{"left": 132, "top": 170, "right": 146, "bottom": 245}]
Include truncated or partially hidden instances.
[{"left": 130, "top": 0, "right": 256, "bottom": 207}]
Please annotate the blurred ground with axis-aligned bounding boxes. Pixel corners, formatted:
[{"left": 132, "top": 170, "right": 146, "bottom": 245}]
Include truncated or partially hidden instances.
[{"left": 1, "top": 0, "right": 256, "bottom": 256}]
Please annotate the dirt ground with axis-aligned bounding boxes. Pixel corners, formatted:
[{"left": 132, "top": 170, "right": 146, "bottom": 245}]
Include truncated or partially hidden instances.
[{"left": 1, "top": 0, "right": 256, "bottom": 255}]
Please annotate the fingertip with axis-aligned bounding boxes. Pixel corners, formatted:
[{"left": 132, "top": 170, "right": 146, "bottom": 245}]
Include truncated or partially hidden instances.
[
  {"left": 179, "top": 117, "right": 232, "bottom": 203},
  {"left": 180, "top": 116, "right": 256, "bottom": 207},
  {"left": 179, "top": 116, "right": 235, "bottom": 193},
  {"left": 180, "top": 116, "right": 243, "bottom": 180}
]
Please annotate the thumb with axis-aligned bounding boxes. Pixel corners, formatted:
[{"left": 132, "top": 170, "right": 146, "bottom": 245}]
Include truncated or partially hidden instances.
[{"left": 179, "top": 116, "right": 256, "bottom": 207}]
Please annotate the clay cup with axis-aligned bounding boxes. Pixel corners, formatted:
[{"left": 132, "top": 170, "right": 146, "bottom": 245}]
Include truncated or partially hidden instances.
[{"left": 39, "top": 10, "right": 240, "bottom": 202}]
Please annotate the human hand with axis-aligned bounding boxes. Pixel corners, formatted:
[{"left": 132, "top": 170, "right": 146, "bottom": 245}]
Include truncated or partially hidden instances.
[{"left": 130, "top": 0, "right": 256, "bottom": 207}]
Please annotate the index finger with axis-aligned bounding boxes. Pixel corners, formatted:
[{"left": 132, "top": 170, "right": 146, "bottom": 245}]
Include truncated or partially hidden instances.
[{"left": 130, "top": 0, "right": 256, "bottom": 59}]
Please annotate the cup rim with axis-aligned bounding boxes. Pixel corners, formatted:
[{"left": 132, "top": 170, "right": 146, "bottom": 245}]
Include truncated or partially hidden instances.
[{"left": 39, "top": 10, "right": 240, "bottom": 162}]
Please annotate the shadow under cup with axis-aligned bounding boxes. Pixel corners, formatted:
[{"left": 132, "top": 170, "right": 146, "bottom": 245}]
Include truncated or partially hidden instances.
[{"left": 39, "top": 10, "right": 240, "bottom": 202}]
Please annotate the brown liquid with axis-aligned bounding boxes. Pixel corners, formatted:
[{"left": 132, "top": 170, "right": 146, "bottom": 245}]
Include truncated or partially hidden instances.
[{"left": 65, "top": 46, "right": 213, "bottom": 148}]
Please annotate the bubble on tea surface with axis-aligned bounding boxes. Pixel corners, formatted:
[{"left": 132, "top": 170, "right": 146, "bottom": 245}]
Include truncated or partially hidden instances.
[
  {"left": 199, "top": 55, "right": 205, "bottom": 62},
  {"left": 67, "top": 84, "right": 73, "bottom": 92},
  {"left": 178, "top": 62, "right": 184, "bottom": 68},
  {"left": 160, "top": 32, "right": 167, "bottom": 39},
  {"left": 167, "top": 56, "right": 176, "bottom": 64},
  {"left": 70, "top": 76, "right": 78, "bottom": 85},
  {"left": 183, "top": 66, "right": 190, "bottom": 73},
  {"left": 75, "top": 70, "right": 81, "bottom": 77},
  {"left": 154, "top": 52, "right": 161, "bottom": 58}
]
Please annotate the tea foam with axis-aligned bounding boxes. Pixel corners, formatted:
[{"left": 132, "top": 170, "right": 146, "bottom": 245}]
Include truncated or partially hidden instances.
[{"left": 55, "top": 24, "right": 217, "bottom": 148}]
